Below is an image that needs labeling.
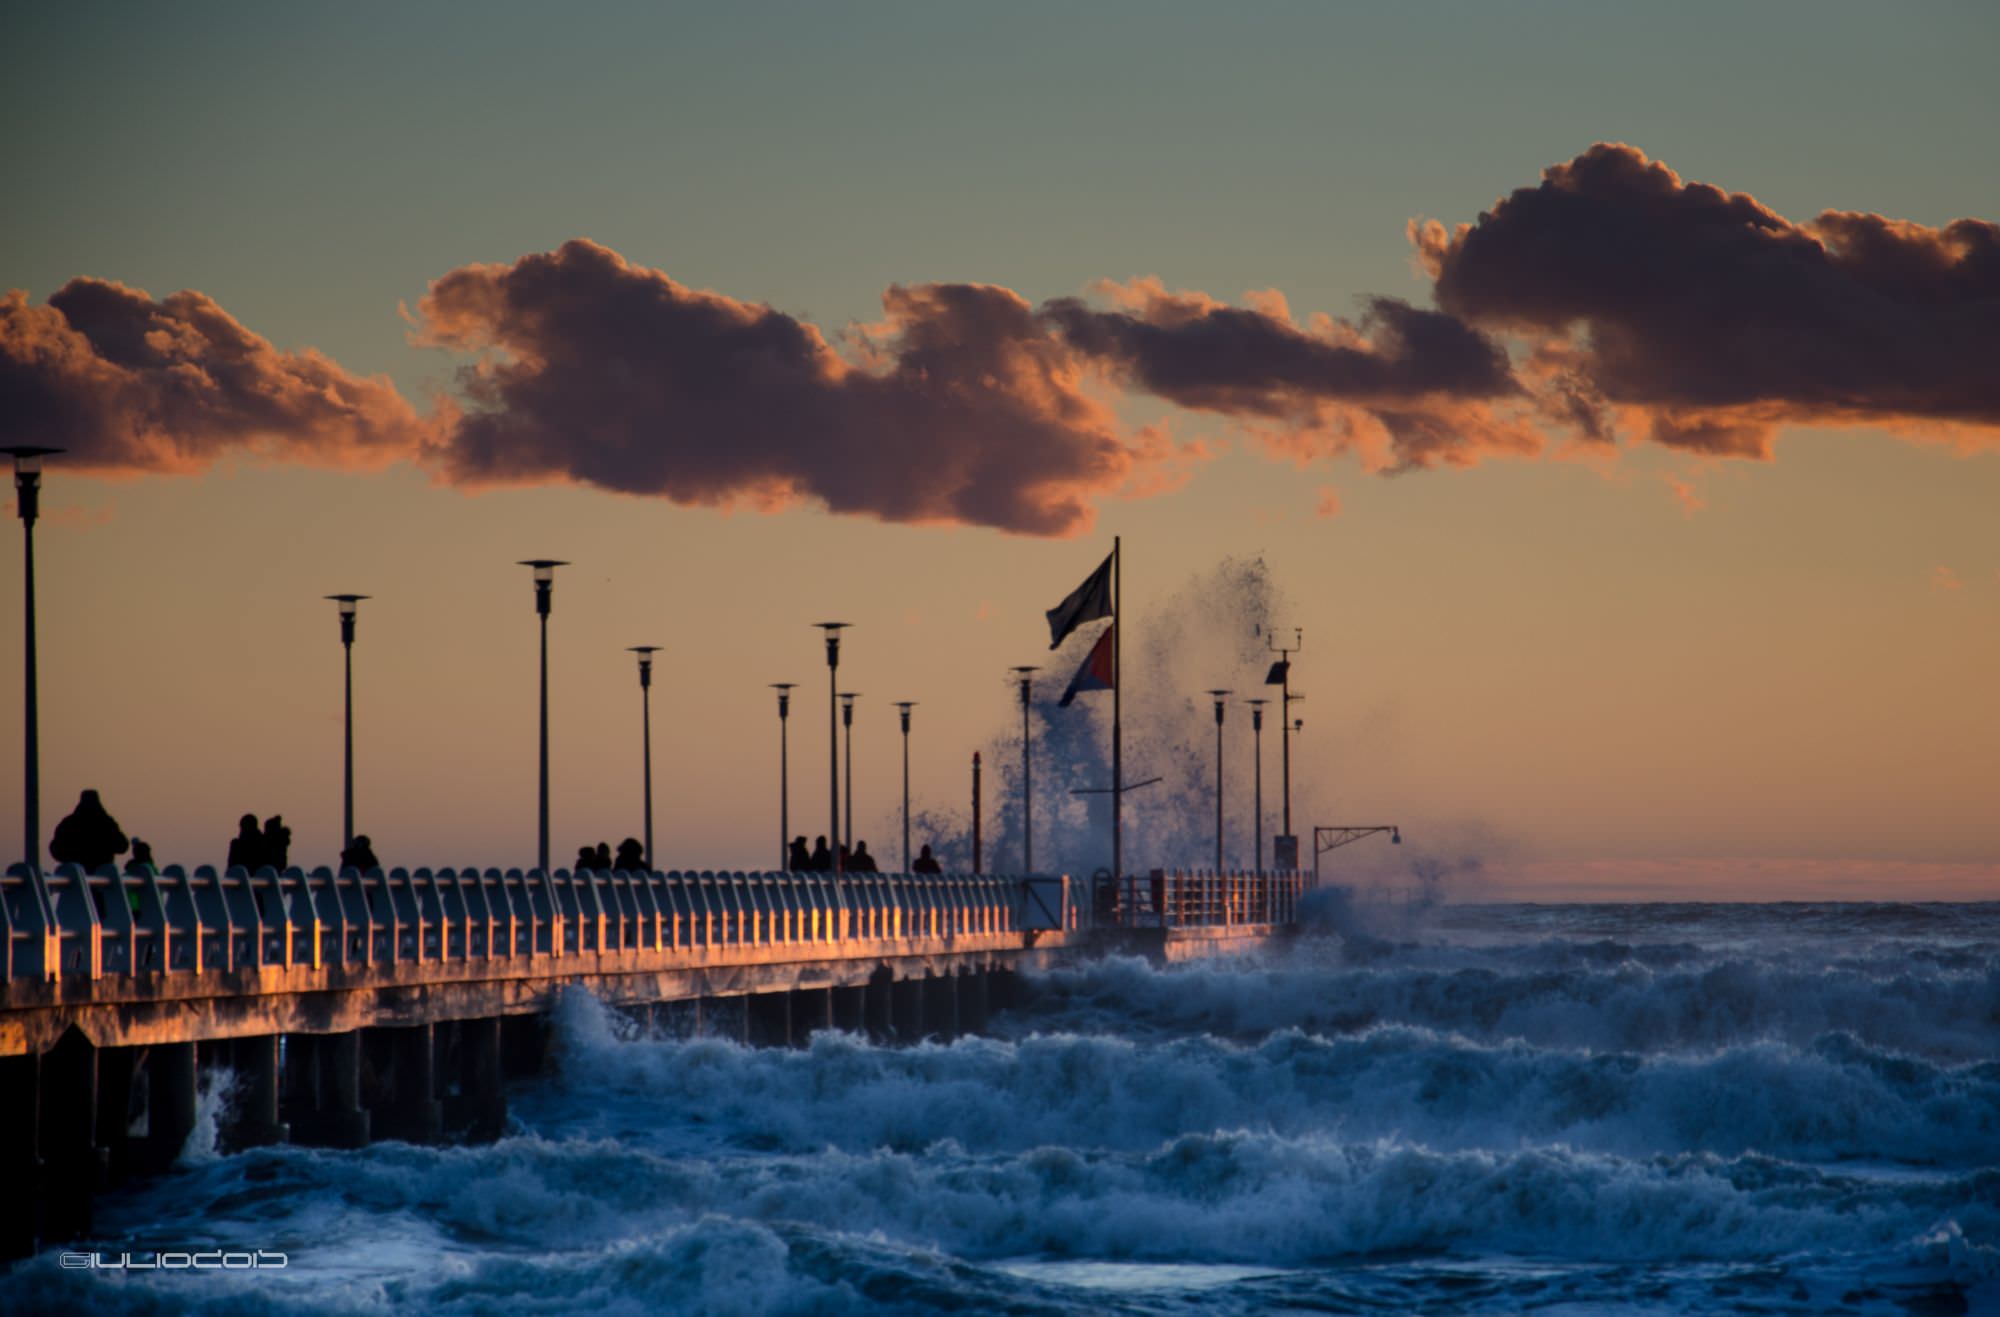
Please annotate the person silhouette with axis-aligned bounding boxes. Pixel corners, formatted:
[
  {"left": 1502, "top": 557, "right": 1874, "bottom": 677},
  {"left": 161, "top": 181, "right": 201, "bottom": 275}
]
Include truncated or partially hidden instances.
[
  {"left": 614, "top": 838, "right": 645, "bottom": 872},
  {"left": 787, "top": 837, "right": 811, "bottom": 872},
  {"left": 340, "top": 835, "right": 380, "bottom": 873},
  {"left": 592, "top": 841, "right": 613, "bottom": 872},
  {"left": 808, "top": 836, "right": 831, "bottom": 872},
  {"left": 911, "top": 844, "right": 942, "bottom": 874},
  {"left": 837, "top": 842, "right": 853, "bottom": 874},
  {"left": 49, "top": 789, "right": 129, "bottom": 873},
  {"left": 260, "top": 815, "right": 291, "bottom": 872},
  {"left": 122, "top": 838, "right": 155, "bottom": 913},
  {"left": 573, "top": 844, "right": 596, "bottom": 873},
  {"left": 227, "top": 814, "right": 263, "bottom": 871},
  {"left": 850, "top": 841, "right": 878, "bottom": 873}
]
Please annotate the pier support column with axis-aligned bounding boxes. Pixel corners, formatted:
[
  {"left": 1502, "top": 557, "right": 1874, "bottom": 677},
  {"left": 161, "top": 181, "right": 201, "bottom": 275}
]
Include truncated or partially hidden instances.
[
  {"left": 225, "top": 1035, "right": 288, "bottom": 1150},
  {"left": 295, "top": 1032, "right": 371, "bottom": 1149},
  {"left": 499, "top": 1014, "right": 548, "bottom": 1078},
  {"left": 370, "top": 1025, "right": 443, "bottom": 1144},
  {"left": 922, "top": 972, "right": 959, "bottom": 1043},
  {"left": 94, "top": 1046, "right": 141, "bottom": 1187},
  {"left": 145, "top": 1039, "right": 197, "bottom": 1169},
  {"left": 38, "top": 1027, "right": 103, "bottom": 1242},
  {"left": 892, "top": 975, "right": 925, "bottom": 1042},
  {"left": 0, "top": 1050, "right": 41, "bottom": 1261},
  {"left": 959, "top": 969, "right": 990, "bottom": 1036},
  {"left": 832, "top": 984, "right": 866, "bottom": 1035},
  {"left": 789, "top": 988, "right": 833, "bottom": 1045},
  {"left": 457, "top": 1016, "right": 506, "bottom": 1143},
  {"left": 745, "top": 993, "right": 791, "bottom": 1048},
  {"left": 865, "top": 969, "right": 894, "bottom": 1042}
]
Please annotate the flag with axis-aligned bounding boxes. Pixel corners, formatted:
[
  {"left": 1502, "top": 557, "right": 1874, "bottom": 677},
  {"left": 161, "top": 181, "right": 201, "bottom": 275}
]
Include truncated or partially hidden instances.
[
  {"left": 1264, "top": 659, "right": 1289, "bottom": 685},
  {"left": 1059, "top": 626, "right": 1116, "bottom": 707},
  {"left": 1045, "top": 551, "right": 1114, "bottom": 649}
]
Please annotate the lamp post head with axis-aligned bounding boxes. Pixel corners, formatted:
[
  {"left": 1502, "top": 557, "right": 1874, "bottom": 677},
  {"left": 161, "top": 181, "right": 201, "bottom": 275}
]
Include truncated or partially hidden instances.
[
  {"left": 326, "top": 594, "right": 370, "bottom": 645},
  {"left": 518, "top": 560, "right": 568, "bottom": 615},
  {"left": 1246, "top": 696, "right": 1267, "bottom": 730},
  {"left": 628, "top": 645, "right": 662, "bottom": 688},
  {"left": 2, "top": 446, "right": 62, "bottom": 526},
  {"left": 771, "top": 681, "right": 797, "bottom": 718},
  {"left": 895, "top": 700, "right": 916, "bottom": 733},
  {"left": 1205, "top": 688, "right": 1232, "bottom": 724},
  {"left": 1391, "top": 827, "right": 1402, "bottom": 845},
  {"left": 839, "top": 691, "right": 859, "bottom": 725},
  {"left": 814, "top": 622, "right": 850, "bottom": 667},
  {"left": 1009, "top": 665, "right": 1039, "bottom": 706}
]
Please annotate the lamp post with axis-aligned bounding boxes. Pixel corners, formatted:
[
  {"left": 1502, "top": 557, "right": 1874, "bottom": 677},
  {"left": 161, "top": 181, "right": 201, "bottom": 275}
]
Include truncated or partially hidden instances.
[
  {"left": 894, "top": 702, "right": 916, "bottom": 873},
  {"left": 520, "top": 560, "right": 567, "bottom": 874},
  {"left": 814, "top": 624, "right": 849, "bottom": 872},
  {"left": 771, "top": 683, "right": 796, "bottom": 869},
  {"left": 5, "top": 446, "right": 61, "bottom": 871},
  {"left": 1205, "top": 689, "right": 1231, "bottom": 871},
  {"left": 1246, "top": 698, "right": 1268, "bottom": 875},
  {"left": 1009, "top": 666, "right": 1038, "bottom": 873},
  {"left": 325, "top": 594, "right": 370, "bottom": 852},
  {"left": 628, "top": 646, "right": 662, "bottom": 869},
  {"left": 839, "top": 692, "right": 860, "bottom": 853}
]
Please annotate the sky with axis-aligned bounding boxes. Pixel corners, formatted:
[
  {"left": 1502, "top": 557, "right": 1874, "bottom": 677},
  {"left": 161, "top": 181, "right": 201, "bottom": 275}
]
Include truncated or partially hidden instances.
[{"left": 3, "top": 1, "right": 1996, "bottom": 898}]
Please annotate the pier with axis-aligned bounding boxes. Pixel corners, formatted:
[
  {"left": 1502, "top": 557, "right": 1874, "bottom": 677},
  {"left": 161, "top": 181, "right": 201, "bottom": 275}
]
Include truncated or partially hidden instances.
[{"left": 1, "top": 861, "right": 1305, "bottom": 1258}]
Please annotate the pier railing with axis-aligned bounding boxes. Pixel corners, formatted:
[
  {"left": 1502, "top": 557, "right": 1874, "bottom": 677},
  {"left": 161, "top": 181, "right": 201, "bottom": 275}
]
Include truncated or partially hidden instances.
[
  {"left": 1, "top": 864, "right": 1071, "bottom": 986},
  {"left": 1110, "top": 869, "right": 1308, "bottom": 929}
]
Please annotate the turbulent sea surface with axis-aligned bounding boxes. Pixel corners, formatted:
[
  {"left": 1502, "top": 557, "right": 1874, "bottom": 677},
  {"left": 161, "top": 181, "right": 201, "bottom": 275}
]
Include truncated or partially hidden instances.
[{"left": 9, "top": 899, "right": 1999, "bottom": 1314}]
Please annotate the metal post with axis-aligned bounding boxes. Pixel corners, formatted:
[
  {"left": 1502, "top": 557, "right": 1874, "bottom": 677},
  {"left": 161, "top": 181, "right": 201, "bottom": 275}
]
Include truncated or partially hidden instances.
[
  {"left": 327, "top": 595, "right": 368, "bottom": 852},
  {"left": 6, "top": 448, "right": 59, "bottom": 872},
  {"left": 840, "top": 692, "right": 859, "bottom": 852},
  {"left": 771, "top": 684, "right": 795, "bottom": 870},
  {"left": 629, "top": 647, "right": 661, "bottom": 869},
  {"left": 1247, "top": 699, "right": 1266, "bottom": 875},
  {"left": 815, "top": 625, "right": 849, "bottom": 873},
  {"left": 520, "top": 561, "right": 566, "bottom": 874},
  {"left": 971, "top": 752, "right": 982, "bottom": 875},
  {"left": 895, "top": 702, "right": 915, "bottom": 872},
  {"left": 1206, "top": 690, "right": 1231, "bottom": 871},
  {"left": 1010, "top": 668, "right": 1038, "bottom": 873},
  {"left": 1111, "top": 537, "right": 1122, "bottom": 888}
]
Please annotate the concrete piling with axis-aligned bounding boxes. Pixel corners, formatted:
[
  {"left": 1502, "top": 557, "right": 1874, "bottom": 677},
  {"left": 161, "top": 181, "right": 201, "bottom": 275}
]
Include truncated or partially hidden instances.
[
  {"left": 0, "top": 1050, "right": 42, "bottom": 1261},
  {"left": 38, "top": 1027, "right": 102, "bottom": 1242}
]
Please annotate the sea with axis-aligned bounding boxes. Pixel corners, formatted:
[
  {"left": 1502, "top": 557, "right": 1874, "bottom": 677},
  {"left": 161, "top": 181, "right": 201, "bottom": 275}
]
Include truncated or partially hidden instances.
[{"left": 7, "top": 898, "right": 1997, "bottom": 1314}]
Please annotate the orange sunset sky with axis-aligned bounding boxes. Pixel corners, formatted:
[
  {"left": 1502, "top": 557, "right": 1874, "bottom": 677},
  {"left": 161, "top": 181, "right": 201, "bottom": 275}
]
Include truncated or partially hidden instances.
[{"left": 3, "top": 3, "right": 1995, "bottom": 898}]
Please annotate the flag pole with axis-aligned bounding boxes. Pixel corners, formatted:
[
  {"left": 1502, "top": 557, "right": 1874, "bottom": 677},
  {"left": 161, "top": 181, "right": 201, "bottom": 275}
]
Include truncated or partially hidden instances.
[{"left": 1111, "top": 535, "right": 1122, "bottom": 898}]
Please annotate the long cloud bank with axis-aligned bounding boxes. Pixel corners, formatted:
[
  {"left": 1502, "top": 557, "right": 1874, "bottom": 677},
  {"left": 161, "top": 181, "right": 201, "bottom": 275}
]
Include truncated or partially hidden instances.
[{"left": 3, "top": 143, "right": 1992, "bottom": 534}]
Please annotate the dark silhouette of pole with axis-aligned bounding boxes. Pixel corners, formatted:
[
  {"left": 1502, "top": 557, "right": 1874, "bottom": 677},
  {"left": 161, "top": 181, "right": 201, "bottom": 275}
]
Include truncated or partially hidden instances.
[
  {"left": 1112, "top": 537, "right": 1123, "bottom": 886},
  {"left": 771, "top": 683, "right": 796, "bottom": 870},
  {"left": 629, "top": 646, "right": 662, "bottom": 869},
  {"left": 1246, "top": 698, "right": 1268, "bottom": 875},
  {"left": 839, "top": 691, "right": 859, "bottom": 849},
  {"left": 6, "top": 447, "right": 59, "bottom": 871},
  {"left": 1009, "top": 667, "right": 1038, "bottom": 872},
  {"left": 971, "top": 752, "right": 983, "bottom": 875},
  {"left": 326, "top": 594, "right": 370, "bottom": 851},
  {"left": 814, "top": 624, "right": 848, "bottom": 872},
  {"left": 894, "top": 702, "right": 916, "bottom": 872},
  {"left": 520, "top": 560, "right": 567, "bottom": 873},
  {"left": 1206, "top": 690, "right": 1231, "bottom": 870}
]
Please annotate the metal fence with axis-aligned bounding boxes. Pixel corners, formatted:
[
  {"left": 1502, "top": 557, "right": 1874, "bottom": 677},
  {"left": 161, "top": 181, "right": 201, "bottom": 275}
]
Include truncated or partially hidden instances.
[
  {"left": 1108, "top": 869, "right": 1308, "bottom": 929},
  {"left": 0, "top": 864, "right": 1059, "bottom": 985}
]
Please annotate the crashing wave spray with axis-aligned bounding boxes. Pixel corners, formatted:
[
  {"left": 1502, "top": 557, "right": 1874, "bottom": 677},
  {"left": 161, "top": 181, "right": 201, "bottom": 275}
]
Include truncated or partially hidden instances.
[{"left": 911, "top": 556, "right": 1294, "bottom": 875}]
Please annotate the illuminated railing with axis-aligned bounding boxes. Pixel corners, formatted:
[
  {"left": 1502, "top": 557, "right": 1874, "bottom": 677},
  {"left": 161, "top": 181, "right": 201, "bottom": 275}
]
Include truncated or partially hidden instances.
[{"left": 0, "top": 864, "right": 1069, "bottom": 986}]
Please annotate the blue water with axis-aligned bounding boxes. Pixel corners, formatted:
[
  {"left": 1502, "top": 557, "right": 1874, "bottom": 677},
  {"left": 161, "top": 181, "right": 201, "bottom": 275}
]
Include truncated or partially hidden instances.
[{"left": 8, "top": 899, "right": 1998, "bottom": 1313}]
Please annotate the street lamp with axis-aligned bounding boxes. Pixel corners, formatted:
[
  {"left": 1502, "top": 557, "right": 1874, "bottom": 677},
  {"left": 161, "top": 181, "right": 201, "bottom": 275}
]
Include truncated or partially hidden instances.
[
  {"left": 1245, "top": 698, "right": 1268, "bottom": 875},
  {"left": 839, "top": 691, "right": 860, "bottom": 853},
  {"left": 894, "top": 702, "right": 916, "bottom": 873},
  {"left": 1009, "top": 666, "right": 1039, "bottom": 873},
  {"left": 771, "top": 683, "right": 796, "bottom": 870},
  {"left": 628, "top": 646, "right": 662, "bottom": 870},
  {"left": 325, "top": 594, "right": 370, "bottom": 851},
  {"left": 1205, "top": 690, "right": 1231, "bottom": 871},
  {"left": 5, "top": 446, "right": 61, "bottom": 871},
  {"left": 813, "top": 624, "right": 849, "bottom": 872},
  {"left": 519, "top": 560, "right": 567, "bottom": 874}
]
